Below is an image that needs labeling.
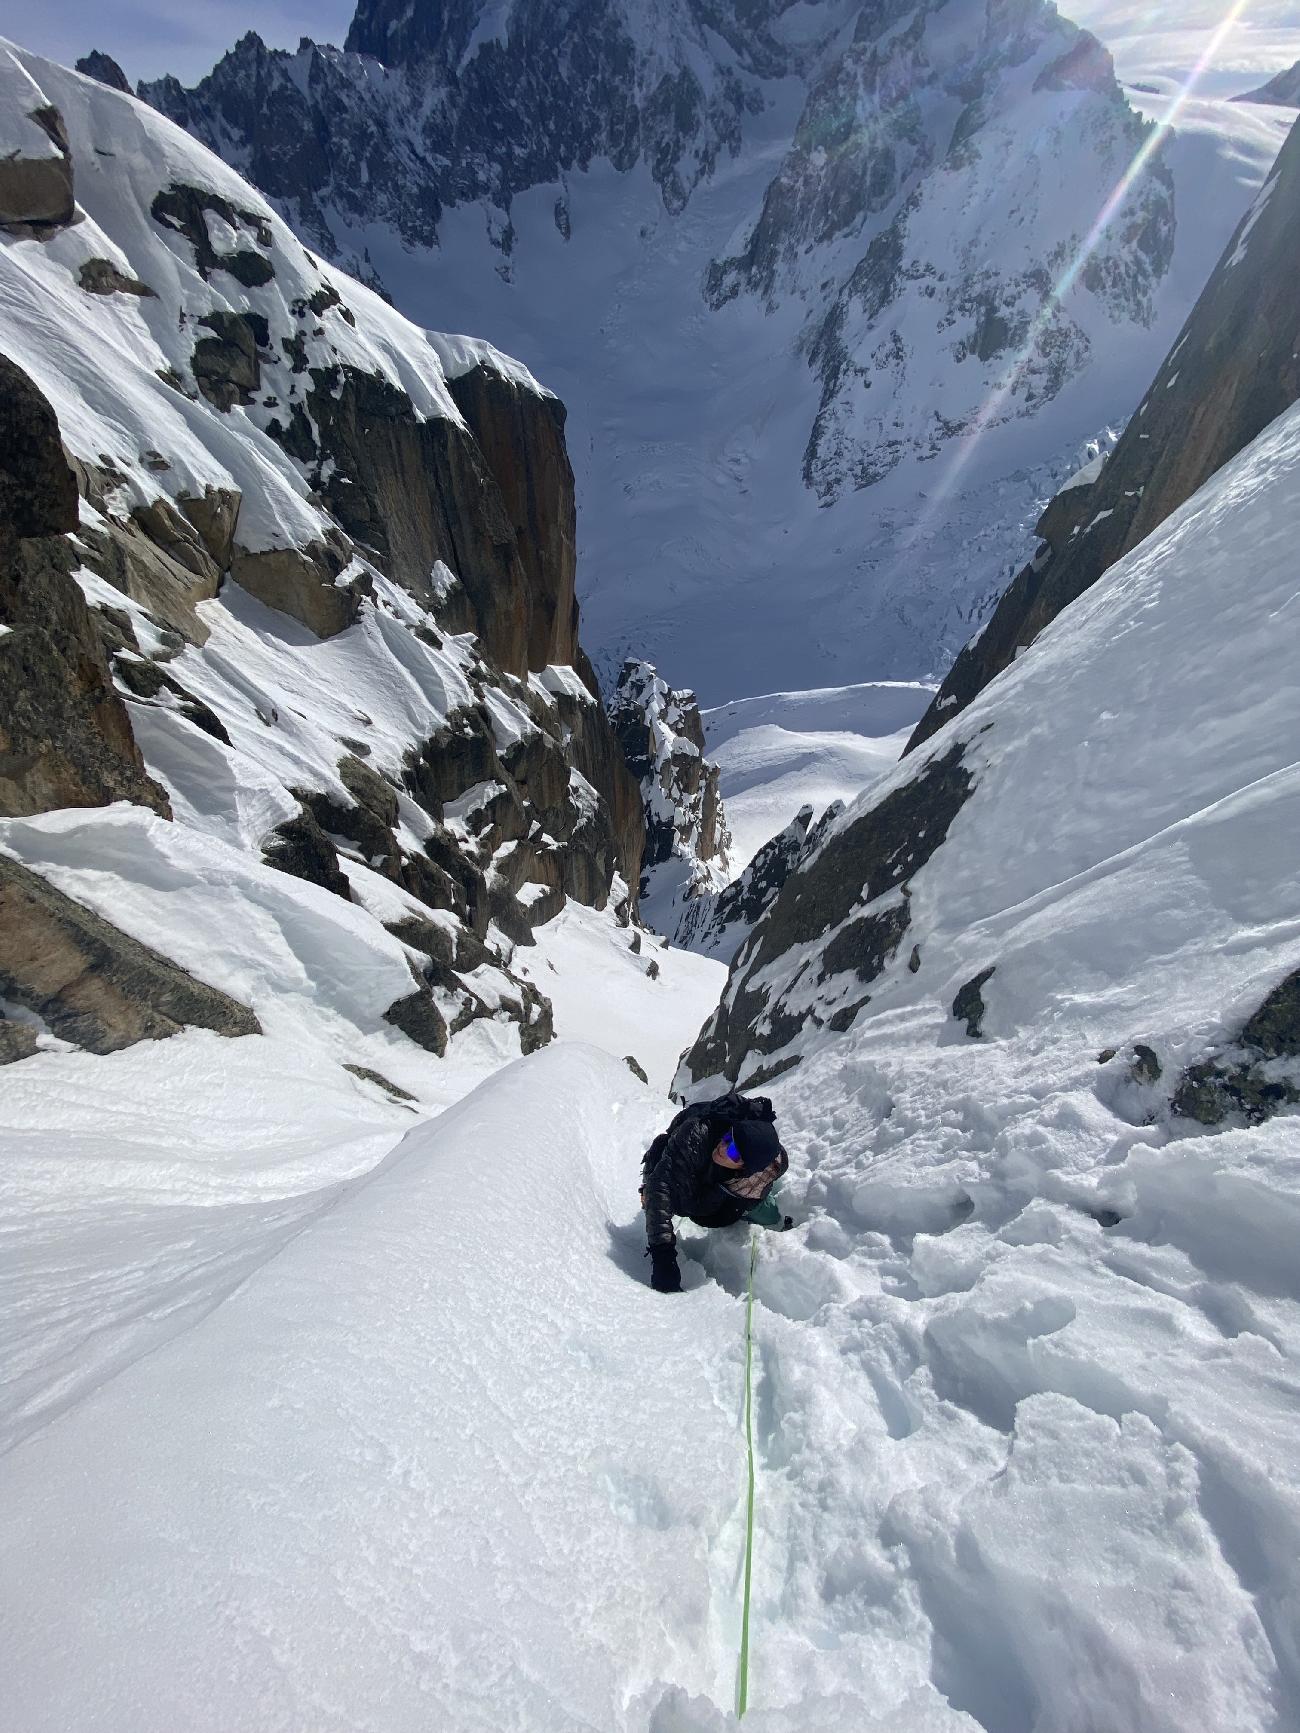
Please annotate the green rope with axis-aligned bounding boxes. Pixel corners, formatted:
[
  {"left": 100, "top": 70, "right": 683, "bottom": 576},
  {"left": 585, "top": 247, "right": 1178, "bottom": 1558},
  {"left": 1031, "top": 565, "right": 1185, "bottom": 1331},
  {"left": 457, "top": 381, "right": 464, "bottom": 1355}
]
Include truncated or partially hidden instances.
[{"left": 737, "top": 1228, "right": 758, "bottom": 1718}]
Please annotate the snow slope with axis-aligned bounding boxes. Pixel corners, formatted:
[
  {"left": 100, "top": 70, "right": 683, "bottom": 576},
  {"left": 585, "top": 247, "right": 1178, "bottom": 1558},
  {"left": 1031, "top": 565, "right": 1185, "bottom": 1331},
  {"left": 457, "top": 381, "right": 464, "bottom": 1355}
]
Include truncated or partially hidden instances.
[
  {"left": 7, "top": 409, "right": 1300, "bottom": 1728},
  {"left": 703, "top": 682, "right": 933, "bottom": 871}
]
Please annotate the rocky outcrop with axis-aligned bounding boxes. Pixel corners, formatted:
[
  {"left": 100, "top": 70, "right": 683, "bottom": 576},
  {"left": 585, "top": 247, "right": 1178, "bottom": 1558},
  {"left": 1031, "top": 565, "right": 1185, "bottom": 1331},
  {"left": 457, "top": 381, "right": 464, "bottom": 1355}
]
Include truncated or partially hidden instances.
[
  {"left": 192, "top": 309, "right": 266, "bottom": 408},
  {"left": 680, "top": 744, "right": 972, "bottom": 1090},
  {"left": 908, "top": 111, "right": 1300, "bottom": 755},
  {"left": 0, "top": 855, "right": 260, "bottom": 1054},
  {"left": 1170, "top": 970, "right": 1300, "bottom": 1128},
  {"left": 230, "top": 537, "right": 368, "bottom": 639},
  {"left": 608, "top": 658, "right": 730, "bottom": 920},
  {"left": 0, "top": 355, "right": 169, "bottom": 818},
  {"left": 77, "top": 258, "right": 156, "bottom": 297},
  {"left": 150, "top": 182, "right": 274, "bottom": 285},
  {"left": 63, "top": 456, "right": 231, "bottom": 647},
  {"left": 1233, "top": 61, "right": 1300, "bottom": 108},
  {"left": 444, "top": 362, "right": 578, "bottom": 671},
  {"left": 952, "top": 967, "right": 996, "bottom": 1039},
  {"left": 676, "top": 800, "right": 844, "bottom": 963},
  {"left": 0, "top": 70, "right": 75, "bottom": 233},
  {"left": 75, "top": 52, "right": 131, "bottom": 94}
]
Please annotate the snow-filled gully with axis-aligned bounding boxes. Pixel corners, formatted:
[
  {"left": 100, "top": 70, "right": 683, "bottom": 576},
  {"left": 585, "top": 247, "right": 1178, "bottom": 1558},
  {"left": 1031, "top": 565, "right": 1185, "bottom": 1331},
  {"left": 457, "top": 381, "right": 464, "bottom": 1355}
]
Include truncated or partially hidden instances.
[{"left": 6, "top": 1033, "right": 1297, "bottom": 1731}]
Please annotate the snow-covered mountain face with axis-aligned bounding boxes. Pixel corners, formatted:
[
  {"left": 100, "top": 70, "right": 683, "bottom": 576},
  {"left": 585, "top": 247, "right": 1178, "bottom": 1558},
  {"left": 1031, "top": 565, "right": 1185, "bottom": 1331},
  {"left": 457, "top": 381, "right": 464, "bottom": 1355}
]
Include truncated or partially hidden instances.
[
  {"left": 131, "top": 0, "right": 1265, "bottom": 702},
  {"left": 678, "top": 107, "right": 1300, "bottom": 1103},
  {"left": 0, "top": 43, "right": 649, "bottom": 1083},
  {"left": 909, "top": 104, "right": 1300, "bottom": 751}
]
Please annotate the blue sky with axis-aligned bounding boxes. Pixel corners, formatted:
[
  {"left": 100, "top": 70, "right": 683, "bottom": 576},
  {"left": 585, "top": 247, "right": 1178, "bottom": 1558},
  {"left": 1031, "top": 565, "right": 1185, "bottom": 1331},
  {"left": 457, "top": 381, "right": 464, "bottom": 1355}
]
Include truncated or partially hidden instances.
[{"left": 0, "top": 0, "right": 357, "bottom": 84}]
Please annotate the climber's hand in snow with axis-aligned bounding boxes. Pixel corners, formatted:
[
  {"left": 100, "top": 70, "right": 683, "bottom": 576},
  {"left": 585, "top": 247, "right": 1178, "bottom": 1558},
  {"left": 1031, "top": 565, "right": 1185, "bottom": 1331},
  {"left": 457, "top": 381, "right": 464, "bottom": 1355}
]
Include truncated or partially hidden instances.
[{"left": 648, "top": 1246, "right": 682, "bottom": 1293}]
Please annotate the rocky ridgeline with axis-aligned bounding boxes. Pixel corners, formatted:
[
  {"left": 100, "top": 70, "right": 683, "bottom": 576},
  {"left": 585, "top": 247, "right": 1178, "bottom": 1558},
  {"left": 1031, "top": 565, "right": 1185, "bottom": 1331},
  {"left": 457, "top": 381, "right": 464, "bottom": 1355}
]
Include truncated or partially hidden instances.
[
  {"left": 908, "top": 110, "right": 1300, "bottom": 753},
  {"left": 135, "top": 2, "right": 1172, "bottom": 509},
  {"left": 137, "top": 2, "right": 794, "bottom": 264},
  {"left": 675, "top": 799, "right": 844, "bottom": 965},
  {"left": 677, "top": 103, "right": 1300, "bottom": 1131},
  {"left": 607, "top": 659, "right": 730, "bottom": 930},
  {"left": 0, "top": 48, "right": 642, "bottom": 1067}
]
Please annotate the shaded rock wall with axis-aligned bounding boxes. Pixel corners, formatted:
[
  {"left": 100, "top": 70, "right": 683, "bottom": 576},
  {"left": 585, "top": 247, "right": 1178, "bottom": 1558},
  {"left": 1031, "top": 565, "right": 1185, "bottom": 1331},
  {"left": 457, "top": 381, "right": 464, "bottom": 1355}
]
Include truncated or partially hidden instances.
[
  {"left": 680, "top": 745, "right": 973, "bottom": 1090},
  {"left": 446, "top": 363, "right": 579, "bottom": 672},
  {"left": 0, "top": 355, "right": 168, "bottom": 818},
  {"left": 676, "top": 800, "right": 844, "bottom": 964}
]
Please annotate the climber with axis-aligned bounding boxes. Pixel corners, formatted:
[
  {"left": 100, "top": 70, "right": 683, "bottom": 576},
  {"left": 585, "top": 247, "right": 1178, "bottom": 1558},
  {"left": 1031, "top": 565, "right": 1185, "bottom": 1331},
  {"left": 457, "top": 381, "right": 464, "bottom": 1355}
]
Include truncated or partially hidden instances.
[{"left": 641, "top": 1091, "right": 793, "bottom": 1293}]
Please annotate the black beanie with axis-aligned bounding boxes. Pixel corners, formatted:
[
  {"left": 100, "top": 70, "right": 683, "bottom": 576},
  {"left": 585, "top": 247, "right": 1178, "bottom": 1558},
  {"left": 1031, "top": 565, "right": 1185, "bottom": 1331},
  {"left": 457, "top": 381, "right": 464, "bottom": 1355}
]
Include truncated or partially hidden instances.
[{"left": 730, "top": 1119, "right": 782, "bottom": 1175}]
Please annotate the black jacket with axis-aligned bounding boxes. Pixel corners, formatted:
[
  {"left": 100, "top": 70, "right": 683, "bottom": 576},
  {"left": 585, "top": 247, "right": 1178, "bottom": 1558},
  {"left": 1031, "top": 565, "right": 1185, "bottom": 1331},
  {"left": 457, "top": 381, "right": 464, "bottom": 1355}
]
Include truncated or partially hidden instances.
[{"left": 641, "top": 1092, "right": 781, "bottom": 1249}]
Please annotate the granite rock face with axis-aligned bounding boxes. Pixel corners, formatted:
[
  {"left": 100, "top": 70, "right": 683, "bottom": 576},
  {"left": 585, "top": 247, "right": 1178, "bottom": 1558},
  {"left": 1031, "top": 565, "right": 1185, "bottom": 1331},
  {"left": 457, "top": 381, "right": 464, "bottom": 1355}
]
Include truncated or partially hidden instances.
[
  {"left": 908, "top": 110, "right": 1300, "bottom": 754},
  {"left": 0, "top": 354, "right": 169, "bottom": 818},
  {"left": 607, "top": 658, "right": 730, "bottom": 926},
  {"left": 445, "top": 363, "right": 579, "bottom": 673}
]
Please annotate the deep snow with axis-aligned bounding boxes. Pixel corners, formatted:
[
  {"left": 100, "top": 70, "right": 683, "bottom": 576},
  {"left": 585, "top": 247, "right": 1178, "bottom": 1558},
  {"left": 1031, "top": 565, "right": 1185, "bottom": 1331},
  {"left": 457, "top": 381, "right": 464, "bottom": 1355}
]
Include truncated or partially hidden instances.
[{"left": 7, "top": 354, "right": 1300, "bottom": 1729}]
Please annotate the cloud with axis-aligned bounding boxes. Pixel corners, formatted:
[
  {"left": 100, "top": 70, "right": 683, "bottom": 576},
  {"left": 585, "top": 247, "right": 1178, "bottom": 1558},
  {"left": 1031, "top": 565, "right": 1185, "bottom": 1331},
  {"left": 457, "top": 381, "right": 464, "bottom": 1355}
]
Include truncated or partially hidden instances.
[{"left": 1069, "top": 0, "right": 1300, "bottom": 83}]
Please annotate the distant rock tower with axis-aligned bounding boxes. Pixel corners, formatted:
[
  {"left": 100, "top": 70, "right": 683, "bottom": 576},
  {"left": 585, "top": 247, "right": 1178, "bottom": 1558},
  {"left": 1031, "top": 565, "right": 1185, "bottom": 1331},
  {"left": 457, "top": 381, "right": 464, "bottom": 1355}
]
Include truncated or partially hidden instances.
[{"left": 608, "top": 659, "right": 732, "bottom": 936}]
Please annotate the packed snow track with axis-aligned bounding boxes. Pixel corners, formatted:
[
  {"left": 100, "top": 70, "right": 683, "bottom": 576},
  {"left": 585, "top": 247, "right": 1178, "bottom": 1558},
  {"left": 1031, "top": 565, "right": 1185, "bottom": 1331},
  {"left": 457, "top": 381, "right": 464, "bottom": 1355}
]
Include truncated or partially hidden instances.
[{"left": 6, "top": 1028, "right": 1298, "bottom": 1730}]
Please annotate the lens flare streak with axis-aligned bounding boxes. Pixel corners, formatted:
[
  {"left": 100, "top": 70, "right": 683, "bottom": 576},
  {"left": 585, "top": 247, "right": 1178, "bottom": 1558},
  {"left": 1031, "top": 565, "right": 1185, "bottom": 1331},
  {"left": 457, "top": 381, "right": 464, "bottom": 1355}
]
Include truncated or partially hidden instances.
[{"left": 915, "top": 0, "right": 1254, "bottom": 526}]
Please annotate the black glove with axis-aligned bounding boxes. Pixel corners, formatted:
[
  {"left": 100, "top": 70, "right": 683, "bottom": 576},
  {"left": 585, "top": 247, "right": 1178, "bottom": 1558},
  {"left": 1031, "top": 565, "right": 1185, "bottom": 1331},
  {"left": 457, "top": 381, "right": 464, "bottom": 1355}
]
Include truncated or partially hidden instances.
[
  {"left": 752, "top": 1096, "right": 776, "bottom": 1122},
  {"left": 648, "top": 1246, "right": 682, "bottom": 1293},
  {"left": 777, "top": 1214, "right": 794, "bottom": 1232}
]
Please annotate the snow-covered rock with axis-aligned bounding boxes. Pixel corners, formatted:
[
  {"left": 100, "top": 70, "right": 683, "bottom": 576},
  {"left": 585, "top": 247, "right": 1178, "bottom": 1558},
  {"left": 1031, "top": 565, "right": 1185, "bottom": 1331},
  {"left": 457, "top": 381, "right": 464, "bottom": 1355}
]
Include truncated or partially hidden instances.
[
  {"left": 715, "top": 15, "right": 1171, "bottom": 501},
  {"left": 675, "top": 799, "right": 843, "bottom": 965},
  {"left": 0, "top": 42, "right": 644, "bottom": 1071},
  {"left": 607, "top": 657, "right": 731, "bottom": 934}
]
